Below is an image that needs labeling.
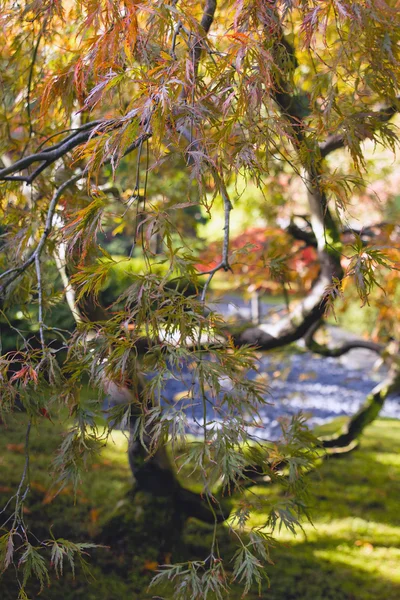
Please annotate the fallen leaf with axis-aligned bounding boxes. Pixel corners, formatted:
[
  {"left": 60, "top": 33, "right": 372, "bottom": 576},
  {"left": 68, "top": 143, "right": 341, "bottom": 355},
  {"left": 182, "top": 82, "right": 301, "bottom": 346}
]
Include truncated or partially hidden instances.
[
  {"left": 6, "top": 443, "right": 24, "bottom": 453},
  {"left": 90, "top": 508, "right": 100, "bottom": 523},
  {"left": 31, "top": 481, "right": 47, "bottom": 494},
  {"left": 143, "top": 560, "right": 158, "bottom": 571},
  {"left": 298, "top": 371, "right": 317, "bottom": 381},
  {"left": 355, "top": 540, "right": 374, "bottom": 553}
]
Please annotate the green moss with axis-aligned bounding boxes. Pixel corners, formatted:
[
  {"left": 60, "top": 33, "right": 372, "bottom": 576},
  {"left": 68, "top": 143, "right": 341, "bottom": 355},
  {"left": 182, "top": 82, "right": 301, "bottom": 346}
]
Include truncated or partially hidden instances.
[{"left": 1, "top": 416, "right": 400, "bottom": 599}]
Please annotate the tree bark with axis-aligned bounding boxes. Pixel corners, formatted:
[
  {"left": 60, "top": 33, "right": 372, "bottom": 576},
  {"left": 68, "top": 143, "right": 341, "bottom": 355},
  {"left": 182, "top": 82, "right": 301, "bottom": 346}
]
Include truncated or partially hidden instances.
[{"left": 321, "top": 363, "right": 400, "bottom": 451}]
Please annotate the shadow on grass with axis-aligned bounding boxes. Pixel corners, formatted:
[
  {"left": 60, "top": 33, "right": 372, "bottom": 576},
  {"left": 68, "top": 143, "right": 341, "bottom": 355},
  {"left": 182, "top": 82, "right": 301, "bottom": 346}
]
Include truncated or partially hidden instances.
[{"left": 0, "top": 418, "right": 399, "bottom": 599}]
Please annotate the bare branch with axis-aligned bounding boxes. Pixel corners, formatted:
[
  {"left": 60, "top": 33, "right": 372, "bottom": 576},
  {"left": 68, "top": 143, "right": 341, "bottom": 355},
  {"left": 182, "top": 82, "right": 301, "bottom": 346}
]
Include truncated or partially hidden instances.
[
  {"left": 0, "top": 123, "right": 103, "bottom": 182},
  {"left": 319, "top": 133, "right": 346, "bottom": 158},
  {"left": 5, "top": 421, "right": 32, "bottom": 545},
  {"left": 35, "top": 254, "right": 45, "bottom": 349},
  {"left": 304, "top": 321, "right": 384, "bottom": 357},
  {"left": 0, "top": 172, "right": 84, "bottom": 295},
  {"left": 200, "top": 180, "right": 232, "bottom": 302},
  {"left": 286, "top": 220, "right": 317, "bottom": 247},
  {"left": 53, "top": 241, "right": 84, "bottom": 325}
]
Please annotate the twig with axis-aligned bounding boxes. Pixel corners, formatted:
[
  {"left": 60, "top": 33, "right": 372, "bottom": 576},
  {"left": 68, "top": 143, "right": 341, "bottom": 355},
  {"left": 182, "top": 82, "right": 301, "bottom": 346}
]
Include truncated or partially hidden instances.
[
  {"left": 200, "top": 180, "right": 232, "bottom": 303},
  {"left": 170, "top": 21, "right": 182, "bottom": 59},
  {"left": 23, "top": 21, "right": 47, "bottom": 154},
  {"left": 9, "top": 421, "right": 32, "bottom": 544},
  {"left": 35, "top": 254, "right": 45, "bottom": 349}
]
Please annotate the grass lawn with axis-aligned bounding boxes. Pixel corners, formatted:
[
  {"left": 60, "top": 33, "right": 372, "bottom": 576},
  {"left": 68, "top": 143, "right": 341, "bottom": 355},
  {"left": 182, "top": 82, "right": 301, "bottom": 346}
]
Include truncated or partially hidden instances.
[{"left": 0, "top": 414, "right": 399, "bottom": 599}]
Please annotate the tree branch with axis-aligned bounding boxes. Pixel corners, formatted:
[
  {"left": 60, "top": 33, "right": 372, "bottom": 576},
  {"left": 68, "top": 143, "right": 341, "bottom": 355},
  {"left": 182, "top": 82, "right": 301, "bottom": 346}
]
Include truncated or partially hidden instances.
[
  {"left": 0, "top": 172, "right": 83, "bottom": 295},
  {"left": 319, "top": 98, "right": 400, "bottom": 158},
  {"left": 0, "top": 122, "right": 106, "bottom": 182},
  {"left": 286, "top": 220, "right": 317, "bottom": 247},
  {"left": 200, "top": 179, "right": 232, "bottom": 302},
  {"left": 234, "top": 23, "right": 342, "bottom": 352},
  {"left": 193, "top": 0, "right": 217, "bottom": 71},
  {"left": 304, "top": 320, "right": 384, "bottom": 357},
  {"left": 0, "top": 121, "right": 150, "bottom": 184},
  {"left": 231, "top": 173, "right": 343, "bottom": 351},
  {"left": 321, "top": 362, "right": 400, "bottom": 450}
]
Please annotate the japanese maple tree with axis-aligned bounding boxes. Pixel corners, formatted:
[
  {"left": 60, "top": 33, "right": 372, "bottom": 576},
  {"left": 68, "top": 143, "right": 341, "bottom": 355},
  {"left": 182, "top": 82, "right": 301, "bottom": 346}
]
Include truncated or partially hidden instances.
[{"left": 1, "top": 0, "right": 400, "bottom": 597}]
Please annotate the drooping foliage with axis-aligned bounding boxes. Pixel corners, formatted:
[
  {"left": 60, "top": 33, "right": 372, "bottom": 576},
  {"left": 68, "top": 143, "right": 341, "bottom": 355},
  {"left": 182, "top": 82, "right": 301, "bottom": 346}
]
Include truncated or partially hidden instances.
[{"left": 0, "top": 0, "right": 400, "bottom": 597}]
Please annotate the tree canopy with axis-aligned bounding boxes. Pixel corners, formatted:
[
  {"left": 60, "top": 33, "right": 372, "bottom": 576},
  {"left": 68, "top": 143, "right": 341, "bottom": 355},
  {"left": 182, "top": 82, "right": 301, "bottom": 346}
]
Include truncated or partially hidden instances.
[{"left": 1, "top": 0, "right": 400, "bottom": 598}]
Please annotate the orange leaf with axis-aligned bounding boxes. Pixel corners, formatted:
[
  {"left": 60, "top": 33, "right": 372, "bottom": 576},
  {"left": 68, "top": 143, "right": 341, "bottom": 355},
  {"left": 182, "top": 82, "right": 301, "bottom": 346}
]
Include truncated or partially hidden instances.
[
  {"left": 90, "top": 508, "right": 100, "bottom": 523},
  {"left": 10, "top": 367, "right": 29, "bottom": 383},
  {"left": 31, "top": 481, "right": 48, "bottom": 494},
  {"left": 143, "top": 560, "right": 158, "bottom": 572},
  {"left": 0, "top": 486, "right": 13, "bottom": 493},
  {"left": 6, "top": 443, "right": 24, "bottom": 453},
  {"left": 39, "top": 408, "right": 53, "bottom": 422}
]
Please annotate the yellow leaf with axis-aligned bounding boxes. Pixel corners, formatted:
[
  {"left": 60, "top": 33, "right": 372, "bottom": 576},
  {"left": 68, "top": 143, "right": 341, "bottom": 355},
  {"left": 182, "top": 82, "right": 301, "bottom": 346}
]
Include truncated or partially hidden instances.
[
  {"left": 160, "top": 51, "right": 172, "bottom": 61},
  {"left": 112, "top": 223, "right": 126, "bottom": 236},
  {"left": 173, "top": 390, "right": 194, "bottom": 402}
]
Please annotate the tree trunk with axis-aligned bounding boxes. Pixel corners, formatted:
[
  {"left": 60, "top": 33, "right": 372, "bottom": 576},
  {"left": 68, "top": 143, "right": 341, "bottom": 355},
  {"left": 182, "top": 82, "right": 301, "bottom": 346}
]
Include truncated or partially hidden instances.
[{"left": 100, "top": 383, "right": 229, "bottom": 571}]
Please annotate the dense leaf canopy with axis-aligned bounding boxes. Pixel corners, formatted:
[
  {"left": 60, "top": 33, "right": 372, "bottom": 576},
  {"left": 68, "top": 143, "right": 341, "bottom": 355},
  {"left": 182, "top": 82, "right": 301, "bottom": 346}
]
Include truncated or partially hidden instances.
[{"left": 0, "top": 1, "right": 400, "bottom": 598}]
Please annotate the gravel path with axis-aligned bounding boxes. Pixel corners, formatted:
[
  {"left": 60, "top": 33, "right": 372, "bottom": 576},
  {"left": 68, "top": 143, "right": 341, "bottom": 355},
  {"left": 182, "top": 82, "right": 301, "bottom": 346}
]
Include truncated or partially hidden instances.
[
  {"left": 106, "top": 295, "right": 400, "bottom": 440},
  {"left": 158, "top": 348, "right": 400, "bottom": 440},
  {"left": 161, "top": 296, "right": 400, "bottom": 440}
]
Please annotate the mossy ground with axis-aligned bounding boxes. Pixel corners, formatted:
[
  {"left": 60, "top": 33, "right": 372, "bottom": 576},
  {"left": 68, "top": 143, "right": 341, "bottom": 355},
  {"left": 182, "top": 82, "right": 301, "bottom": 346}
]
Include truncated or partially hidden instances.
[{"left": 0, "top": 414, "right": 399, "bottom": 599}]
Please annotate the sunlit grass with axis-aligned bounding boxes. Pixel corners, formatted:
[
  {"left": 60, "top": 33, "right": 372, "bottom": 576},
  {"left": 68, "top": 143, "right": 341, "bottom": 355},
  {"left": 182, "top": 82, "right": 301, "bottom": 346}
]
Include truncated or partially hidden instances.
[
  {"left": 0, "top": 415, "right": 399, "bottom": 599},
  {"left": 228, "top": 419, "right": 400, "bottom": 599}
]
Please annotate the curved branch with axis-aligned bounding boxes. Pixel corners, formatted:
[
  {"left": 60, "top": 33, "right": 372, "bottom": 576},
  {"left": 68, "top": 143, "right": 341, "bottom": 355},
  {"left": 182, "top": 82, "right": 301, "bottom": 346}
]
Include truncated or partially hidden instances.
[
  {"left": 321, "top": 364, "right": 400, "bottom": 450},
  {"left": 221, "top": 361, "right": 400, "bottom": 493},
  {"left": 0, "top": 172, "right": 83, "bottom": 295},
  {"left": 237, "top": 23, "right": 343, "bottom": 352},
  {"left": 319, "top": 98, "right": 400, "bottom": 158},
  {"left": 231, "top": 277, "right": 333, "bottom": 351},
  {"left": 310, "top": 339, "right": 384, "bottom": 358},
  {"left": 304, "top": 320, "right": 384, "bottom": 357},
  {"left": 232, "top": 176, "right": 343, "bottom": 352},
  {"left": 0, "top": 122, "right": 105, "bottom": 182},
  {"left": 286, "top": 220, "right": 317, "bottom": 247}
]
